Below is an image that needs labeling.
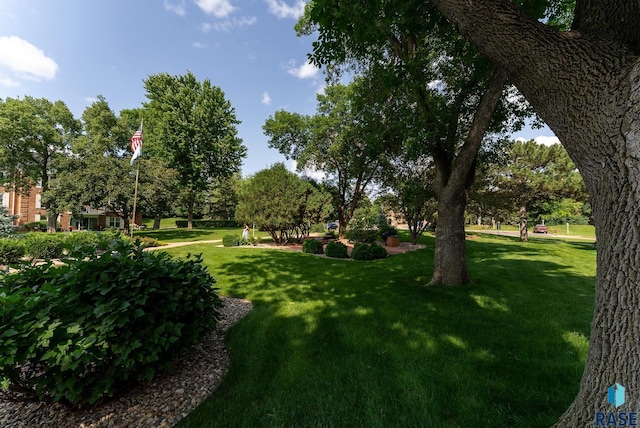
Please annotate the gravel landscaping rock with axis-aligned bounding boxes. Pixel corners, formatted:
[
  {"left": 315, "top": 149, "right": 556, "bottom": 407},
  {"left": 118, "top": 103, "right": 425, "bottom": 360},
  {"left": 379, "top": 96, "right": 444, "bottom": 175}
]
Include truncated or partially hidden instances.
[{"left": 0, "top": 297, "right": 253, "bottom": 428}]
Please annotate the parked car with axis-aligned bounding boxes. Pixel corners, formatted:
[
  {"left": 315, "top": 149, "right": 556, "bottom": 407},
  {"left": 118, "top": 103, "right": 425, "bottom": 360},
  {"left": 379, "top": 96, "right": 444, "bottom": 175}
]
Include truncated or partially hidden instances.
[
  {"left": 326, "top": 222, "right": 338, "bottom": 231},
  {"left": 533, "top": 224, "right": 549, "bottom": 233}
]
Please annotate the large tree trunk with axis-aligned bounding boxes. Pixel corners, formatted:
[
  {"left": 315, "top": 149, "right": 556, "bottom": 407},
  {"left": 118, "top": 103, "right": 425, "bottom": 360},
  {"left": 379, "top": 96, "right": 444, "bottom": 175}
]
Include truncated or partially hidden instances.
[
  {"left": 187, "top": 200, "right": 194, "bottom": 230},
  {"left": 46, "top": 210, "right": 58, "bottom": 233},
  {"left": 428, "top": 67, "right": 508, "bottom": 285},
  {"left": 153, "top": 215, "right": 161, "bottom": 229},
  {"left": 428, "top": 0, "right": 640, "bottom": 424},
  {"left": 430, "top": 191, "right": 469, "bottom": 285},
  {"left": 519, "top": 206, "right": 528, "bottom": 242}
]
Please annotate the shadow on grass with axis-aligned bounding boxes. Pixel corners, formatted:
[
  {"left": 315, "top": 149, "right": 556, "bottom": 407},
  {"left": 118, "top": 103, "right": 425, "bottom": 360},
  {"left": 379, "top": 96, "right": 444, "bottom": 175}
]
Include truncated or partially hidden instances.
[{"left": 174, "top": 237, "right": 595, "bottom": 427}]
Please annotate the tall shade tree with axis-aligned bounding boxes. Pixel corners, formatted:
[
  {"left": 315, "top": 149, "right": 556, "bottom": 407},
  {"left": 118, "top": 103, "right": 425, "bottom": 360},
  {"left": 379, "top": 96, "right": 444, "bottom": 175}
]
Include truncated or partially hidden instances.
[
  {"left": 427, "top": 0, "right": 640, "bottom": 424},
  {"left": 0, "top": 96, "right": 80, "bottom": 232},
  {"left": 73, "top": 95, "right": 131, "bottom": 157},
  {"left": 143, "top": 71, "right": 246, "bottom": 229},
  {"left": 300, "top": 0, "right": 545, "bottom": 284},
  {"left": 263, "top": 81, "right": 393, "bottom": 239}
]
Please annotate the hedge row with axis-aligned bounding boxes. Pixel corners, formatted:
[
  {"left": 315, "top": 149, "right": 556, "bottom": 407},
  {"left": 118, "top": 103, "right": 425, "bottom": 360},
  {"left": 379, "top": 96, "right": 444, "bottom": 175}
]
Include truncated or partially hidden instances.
[
  {"left": 0, "top": 232, "right": 163, "bottom": 265},
  {"left": 175, "top": 219, "right": 241, "bottom": 228}
]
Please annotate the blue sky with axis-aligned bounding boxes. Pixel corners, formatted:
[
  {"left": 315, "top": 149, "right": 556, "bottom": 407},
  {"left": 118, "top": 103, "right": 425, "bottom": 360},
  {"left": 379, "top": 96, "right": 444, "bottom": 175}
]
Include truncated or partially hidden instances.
[{"left": 0, "top": 0, "right": 557, "bottom": 176}]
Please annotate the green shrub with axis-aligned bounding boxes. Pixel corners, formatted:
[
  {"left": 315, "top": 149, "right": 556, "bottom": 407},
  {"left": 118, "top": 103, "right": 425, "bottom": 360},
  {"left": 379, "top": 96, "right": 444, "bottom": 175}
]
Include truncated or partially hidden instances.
[
  {"left": 223, "top": 234, "right": 240, "bottom": 247},
  {"left": 0, "top": 238, "right": 25, "bottom": 264},
  {"left": 0, "top": 240, "right": 221, "bottom": 406},
  {"left": 302, "top": 238, "right": 323, "bottom": 254},
  {"left": 378, "top": 223, "right": 399, "bottom": 240},
  {"left": 22, "top": 233, "right": 64, "bottom": 259},
  {"left": 325, "top": 241, "right": 349, "bottom": 259},
  {"left": 23, "top": 221, "right": 47, "bottom": 232},
  {"left": 63, "top": 231, "right": 101, "bottom": 252},
  {"left": 130, "top": 236, "right": 163, "bottom": 248},
  {"left": 345, "top": 228, "right": 379, "bottom": 243},
  {"left": 175, "top": 219, "right": 240, "bottom": 228},
  {"left": 351, "top": 242, "right": 388, "bottom": 261}
]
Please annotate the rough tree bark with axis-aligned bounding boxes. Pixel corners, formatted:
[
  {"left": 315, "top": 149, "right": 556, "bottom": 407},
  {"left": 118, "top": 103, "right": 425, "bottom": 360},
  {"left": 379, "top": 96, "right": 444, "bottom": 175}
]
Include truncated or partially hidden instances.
[
  {"left": 519, "top": 206, "right": 528, "bottom": 242},
  {"left": 429, "top": 0, "right": 640, "bottom": 424}
]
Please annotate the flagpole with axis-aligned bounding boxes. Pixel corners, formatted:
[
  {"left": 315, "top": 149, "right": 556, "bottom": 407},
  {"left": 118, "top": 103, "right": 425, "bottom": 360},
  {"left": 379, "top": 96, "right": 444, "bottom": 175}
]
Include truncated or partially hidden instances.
[
  {"left": 130, "top": 119, "right": 143, "bottom": 238},
  {"left": 131, "top": 165, "right": 139, "bottom": 238}
]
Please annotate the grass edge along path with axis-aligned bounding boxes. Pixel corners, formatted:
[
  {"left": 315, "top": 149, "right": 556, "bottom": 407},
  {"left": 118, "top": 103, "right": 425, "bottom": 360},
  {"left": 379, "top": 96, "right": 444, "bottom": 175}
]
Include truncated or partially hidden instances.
[{"left": 163, "top": 234, "right": 595, "bottom": 427}]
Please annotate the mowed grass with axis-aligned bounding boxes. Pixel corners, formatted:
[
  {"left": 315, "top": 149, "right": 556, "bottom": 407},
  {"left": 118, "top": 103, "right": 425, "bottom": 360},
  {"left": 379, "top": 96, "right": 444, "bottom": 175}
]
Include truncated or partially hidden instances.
[
  {"left": 164, "top": 233, "right": 595, "bottom": 427},
  {"left": 466, "top": 223, "right": 596, "bottom": 239}
]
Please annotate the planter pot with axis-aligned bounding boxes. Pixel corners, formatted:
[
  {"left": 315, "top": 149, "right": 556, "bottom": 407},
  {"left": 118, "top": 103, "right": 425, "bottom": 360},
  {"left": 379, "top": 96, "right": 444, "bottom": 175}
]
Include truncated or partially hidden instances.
[{"left": 386, "top": 236, "right": 400, "bottom": 247}]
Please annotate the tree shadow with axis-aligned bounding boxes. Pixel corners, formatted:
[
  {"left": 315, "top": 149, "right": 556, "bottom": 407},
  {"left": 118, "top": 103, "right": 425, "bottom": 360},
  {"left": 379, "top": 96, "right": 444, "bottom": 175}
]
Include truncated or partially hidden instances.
[{"left": 180, "top": 241, "right": 595, "bottom": 427}]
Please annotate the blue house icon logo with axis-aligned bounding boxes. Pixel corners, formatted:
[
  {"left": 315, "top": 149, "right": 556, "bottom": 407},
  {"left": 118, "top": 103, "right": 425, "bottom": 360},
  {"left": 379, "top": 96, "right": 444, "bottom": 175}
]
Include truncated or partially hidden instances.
[{"left": 608, "top": 383, "right": 625, "bottom": 408}]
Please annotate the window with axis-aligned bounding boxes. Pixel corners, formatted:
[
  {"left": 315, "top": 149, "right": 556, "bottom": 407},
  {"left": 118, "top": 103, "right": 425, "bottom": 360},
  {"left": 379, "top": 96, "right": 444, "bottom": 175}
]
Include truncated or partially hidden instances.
[
  {"left": 35, "top": 193, "right": 41, "bottom": 209},
  {"left": 2, "top": 193, "right": 8, "bottom": 208},
  {"left": 35, "top": 214, "right": 41, "bottom": 222},
  {"left": 107, "top": 217, "right": 122, "bottom": 229}
]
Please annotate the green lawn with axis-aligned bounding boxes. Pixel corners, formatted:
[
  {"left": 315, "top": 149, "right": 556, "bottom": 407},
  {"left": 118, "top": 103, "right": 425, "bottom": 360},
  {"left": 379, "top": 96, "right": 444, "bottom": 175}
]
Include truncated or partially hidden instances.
[
  {"left": 162, "top": 233, "right": 595, "bottom": 427},
  {"left": 136, "top": 219, "right": 269, "bottom": 243},
  {"left": 466, "top": 223, "right": 596, "bottom": 239}
]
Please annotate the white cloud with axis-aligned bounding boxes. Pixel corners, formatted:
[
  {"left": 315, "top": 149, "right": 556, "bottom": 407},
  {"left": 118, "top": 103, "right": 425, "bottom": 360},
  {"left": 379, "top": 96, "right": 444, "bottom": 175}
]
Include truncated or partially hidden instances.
[
  {"left": 85, "top": 96, "right": 98, "bottom": 104},
  {"left": 0, "top": 36, "right": 58, "bottom": 82},
  {"left": 202, "top": 15, "right": 257, "bottom": 32},
  {"left": 515, "top": 135, "right": 560, "bottom": 146},
  {"left": 535, "top": 135, "right": 560, "bottom": 146},
  {"left": 262, "top": 91, "right": 272, "bottom": 105},
  {"left": 195, "top": 0, "right": 235, "bottom": 17},
  {"left": 265, "top": 0, "right": 306, "bottom": 19},
  {"left": 164, "top": 0, "right": 187, "bottom": 16},
  {"left": 0, "top": 75, "right": 19, "bottom": 87},
  {"left": 286, "top": 60, "right": 319, "bottom": 79},
  {"left": 193, "top": 41, "right": 206, "bottom": 48},
  {"left": 289, "top": 160, "right": 326, "bottom": 181}
]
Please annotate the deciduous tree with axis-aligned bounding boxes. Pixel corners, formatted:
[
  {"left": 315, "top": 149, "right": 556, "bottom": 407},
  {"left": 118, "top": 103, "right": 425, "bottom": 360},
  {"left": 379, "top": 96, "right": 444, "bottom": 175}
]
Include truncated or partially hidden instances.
[
  {"left": 426, "top": 0, "right": 640, "bottom": 424},
  {"left": 264, "top": 81, "right": 392, "bottom": 239},
  {"left": 143, "top": 71, "right": 246, "bottom": 229},
  {"left": 300, "top": 0, "right": 541, "bottom": 284},
  {"left": 0, "top": 96, "right": 80, "bottom": 232}
]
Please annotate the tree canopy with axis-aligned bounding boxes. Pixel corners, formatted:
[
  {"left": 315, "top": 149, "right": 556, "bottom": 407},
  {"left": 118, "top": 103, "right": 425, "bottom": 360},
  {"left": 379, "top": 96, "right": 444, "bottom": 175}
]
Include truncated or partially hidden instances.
[
  {"left": 419, "top": 0, "right": 640, "bottom": 424},
  {"left": 143, "top": 71, "right": 246, "bottom": 229},
  {"left": 264, "top": 80, "right": 394, "bottom": 238}
]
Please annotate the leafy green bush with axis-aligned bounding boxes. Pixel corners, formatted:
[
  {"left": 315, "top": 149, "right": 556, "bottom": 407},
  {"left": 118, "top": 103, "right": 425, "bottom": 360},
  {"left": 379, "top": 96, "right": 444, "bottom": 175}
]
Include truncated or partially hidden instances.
[
  {"left": 63, "top": 231, "right": 101, "bottom": 252},
  {"left": 223, "top": 234, "right": 240, "bottom": 247},
  {"left": 0, "top": 240, "right": 221, "bottom": 406},
  {"left": 378, "top": 223, "right": 399, "bottom": 240},
  {"left": 325, "top": 241, "right": 349, "bottom": 259},
  {"left": 302, "top": 238, "right": 323, "bottom": 254},
  {"left": 351, "top": 242, "right": 388, "bottom": 261},
  {"left": 23, "top": 221, "right": 47, "bottom": 232},
  {"left": 130, "top": 236, "right": 163, "bottom": 248},
  {"left": 175, "top": 219, "right": 240, "bottom": 228},
  {"left": 22, "top": 233, "right": 65, "bottom": 259},
  {"left": 0, "top": 238, "right": 25, "bottom": 265},
  {"left": 345, "top": 228, "right": 379, "bottom": 243}
]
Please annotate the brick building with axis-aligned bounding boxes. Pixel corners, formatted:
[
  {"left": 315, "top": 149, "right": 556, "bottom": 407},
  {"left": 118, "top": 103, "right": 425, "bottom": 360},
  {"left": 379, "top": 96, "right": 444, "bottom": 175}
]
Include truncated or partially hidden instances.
[{"left": 1, "top": 184, "right": 141, "bottom": 231}]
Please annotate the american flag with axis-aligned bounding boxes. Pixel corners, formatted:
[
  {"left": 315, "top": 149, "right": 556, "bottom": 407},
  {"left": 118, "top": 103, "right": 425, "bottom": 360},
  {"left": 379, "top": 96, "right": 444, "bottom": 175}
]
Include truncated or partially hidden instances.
[{"left": 130, "top": 123, "right": 143, "bottom": 165}]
